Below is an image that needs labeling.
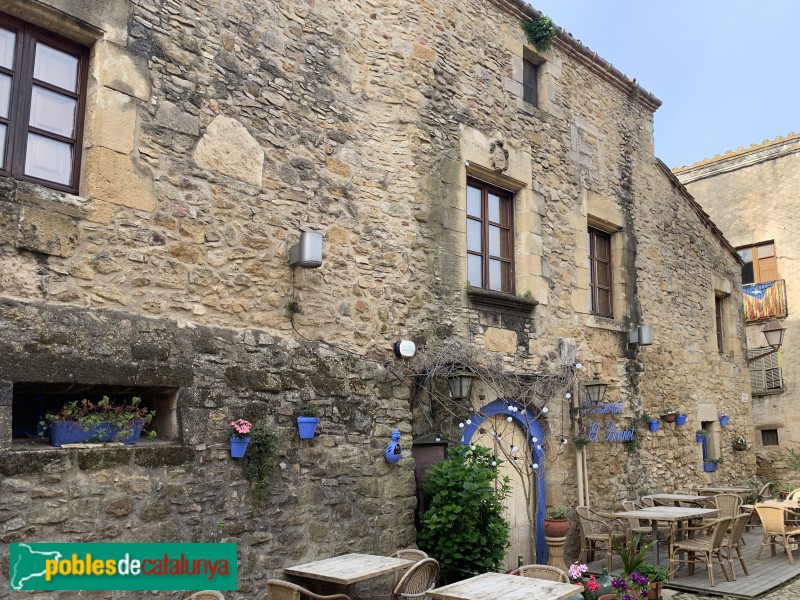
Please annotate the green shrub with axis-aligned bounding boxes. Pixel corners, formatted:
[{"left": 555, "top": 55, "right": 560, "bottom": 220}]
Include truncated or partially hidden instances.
[
  {"left": 521, "top": 15, "right": 556, "bottom": 52},
  {"left": 242, "top": 419, "right": 278, "bottom": 504},
  {"left": 418, "top": 446, "right": 510, "bottom": 584}
]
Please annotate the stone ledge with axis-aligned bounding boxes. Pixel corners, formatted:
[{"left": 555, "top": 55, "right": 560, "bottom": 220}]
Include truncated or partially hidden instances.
[
  {"left": 467, "top": 287, "right": 537, "bottom": 315},
  {"left": 584, "top": 315, "right": 627, "bottom": 332},
  {"left": 0, "top": 443, "right": 194, "bottom": 476}
]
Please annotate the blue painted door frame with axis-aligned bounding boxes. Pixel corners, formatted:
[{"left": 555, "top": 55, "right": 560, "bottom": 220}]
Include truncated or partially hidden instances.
[{"left": 462, "top": 398, "right": 547, "bottom": 563}]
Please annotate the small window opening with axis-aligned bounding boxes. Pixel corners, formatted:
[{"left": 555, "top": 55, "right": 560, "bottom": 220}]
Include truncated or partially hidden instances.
[
  {"left": 12, "top": 383, "right": 178, "bottom": 443},
  {"left": 761, "top": 429, "right": 779, "bottom": 446}
]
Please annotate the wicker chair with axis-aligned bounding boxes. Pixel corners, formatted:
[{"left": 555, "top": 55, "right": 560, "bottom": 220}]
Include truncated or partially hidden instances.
[
  {"left": 721, "top": 513, "right": 750, "bottom": 579},
  {"left": 391, "top": 558, "right": 439, "bottom": 600},
  {"left": 576, "top": 506, "right": 626, "bottom": 571},
  {"left": 669, "top": 517, "right": 732, "bottom": 587},
  {"left": 754, "top": 503, "right": 800, "bottom": 564},
  {"left": 510, "top": 564, "right": 569, "bottom": 582},
  {"left": 640, "top": 496, "right": 655, "bottom": 508},
  {"left": 621, "top": 500, "right": 671, "bottom": 547},
  {"left": 710, "top": 494, "right": 743, "bottom": 519},
  {"left": 741, "top": 482, "right": 774, "bottom": 531},
  {"left": 389, "top": 549, "right": 428, "bottom": 585},
  {"left": 266, "top": 580, "right": 352, "bottom": 600},
  {"left": 184, "top": 593, "right": 225, "bottom": 600}
]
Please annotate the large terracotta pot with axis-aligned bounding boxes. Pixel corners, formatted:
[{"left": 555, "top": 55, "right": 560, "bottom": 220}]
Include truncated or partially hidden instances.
[
  {"left": 647, "top": 582, "right": 663, "bottom": 600},
  {"left": 543, "top": 518, "right": 570, "bottom": 537},
  {"left": 598, "top": 594, "right": 616, "bottom": 600}
]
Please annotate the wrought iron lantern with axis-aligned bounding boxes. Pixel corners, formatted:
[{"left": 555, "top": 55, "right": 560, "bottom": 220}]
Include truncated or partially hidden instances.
[
  {"left": 584, "top": 373, "right": 607, "bottom": 404},
  {"left": 447, "top": 370, "right": 476, "bottom": 401}
]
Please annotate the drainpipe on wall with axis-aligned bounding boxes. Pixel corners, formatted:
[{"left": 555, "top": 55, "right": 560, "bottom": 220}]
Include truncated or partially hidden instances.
[{"left": 572, "top": 375, "right": 588, "bottom": 507}]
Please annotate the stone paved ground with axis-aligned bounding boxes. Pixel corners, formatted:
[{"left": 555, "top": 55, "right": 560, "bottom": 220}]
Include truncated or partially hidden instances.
[{"left": 663, "top": 575, "right": 800, "bottom": 599}]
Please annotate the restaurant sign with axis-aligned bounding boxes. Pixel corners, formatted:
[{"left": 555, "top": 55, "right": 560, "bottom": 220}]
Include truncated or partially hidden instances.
[{"left": 581, "top": 399, "right": 634, "bottom": 443}]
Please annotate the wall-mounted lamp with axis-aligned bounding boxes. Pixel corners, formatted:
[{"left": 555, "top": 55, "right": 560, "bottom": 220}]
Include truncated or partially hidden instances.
[
  {"left": 584, "top": 373, "right": 608, "bottom": 404},
  {"left": 747, "top": 317, "right": 787, "bottom": 364},
  {"left": 288, "top": 231, "right": 323, "bottom": 268},
  {"left": 447, "top": 370, "right": 476, "bottom": 401},
  {"left": 629, "top": 324, "right": 653, "bottom": 346}
]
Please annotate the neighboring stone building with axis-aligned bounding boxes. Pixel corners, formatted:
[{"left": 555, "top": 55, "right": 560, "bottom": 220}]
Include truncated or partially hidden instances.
[
  {"left": 0, "top": 0, "right": 751, "bottom": 595},
  {"left": 675, "top": 133, "right": 800, "bottom": 483}
]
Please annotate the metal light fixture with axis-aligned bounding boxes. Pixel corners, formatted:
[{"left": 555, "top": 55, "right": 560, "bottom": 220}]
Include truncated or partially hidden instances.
[
  {"left": 447, "top": 370, "right": 476, "bottom": 401},
  {"left": 747, "top": 317, "right": 787, "bottom": 364},
  {"left": 584, "top": 373, "right": 607, "bottom": 404},
  {"left": 288, "top": 231, "right": 323, "bottom": 268}
]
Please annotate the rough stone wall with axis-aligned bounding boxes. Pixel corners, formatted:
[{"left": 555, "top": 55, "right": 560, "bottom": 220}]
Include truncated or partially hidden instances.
[
  {"left": 0, "top": 298, "right": 416, "bottom": 597},
  {"left": 676, "top": 134, "right": 800, "bottom": 483},
  {"left": 0, "top": 0, "right": 755, "bottom": 589}
]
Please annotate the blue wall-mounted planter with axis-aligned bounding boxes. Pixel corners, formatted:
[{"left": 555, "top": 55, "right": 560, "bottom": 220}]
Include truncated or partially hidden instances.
[
  {"left": 649, "top": 419, "right": 660, "bottom": 432},
  {"left": 719, "top": 415, "right": 730, "bottom": 427},
  {"left": 696, "top": 432, "right": 706, "bottom": 443},
  {"left": 675, "top": 414, "right": 687, "bottom": 426},
  {"left": 297, "top": 416, "right": 319, "bottom": 439},
  {"left": 703, "top": 462, "right": 718, "bottom": 472}
]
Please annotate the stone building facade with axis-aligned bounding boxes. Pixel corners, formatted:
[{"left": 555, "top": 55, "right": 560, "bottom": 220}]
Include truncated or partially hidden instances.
[
  {"left": 675, "top": 133, "right": 800, "bottom": 483},
  {"left": 0, "top": 0, "right": 752, "bottom": 596}
]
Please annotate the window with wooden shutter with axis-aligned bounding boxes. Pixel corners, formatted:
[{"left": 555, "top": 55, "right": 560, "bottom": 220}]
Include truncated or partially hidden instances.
[
  {"left": 588, "top": 227, "right": 612, "bottom": 317},
  {"left": 761, "top": 429, "right": 779, "bottom": 446},
  {"left": 522, "top": 59, "right": 537, "bottom": 106},
  {"left": 748, "top": 347, "right": 783, "bottom": 393},
  {"left": 738, "top": 242, "right": 778, "bottom": 284}
]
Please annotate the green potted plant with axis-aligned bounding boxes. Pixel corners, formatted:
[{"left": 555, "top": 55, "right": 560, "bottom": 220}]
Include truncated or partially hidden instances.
[
  {"left": 696, "top": 429, "right": 707, "bottom": 443},
  {"left": 544, "top": 505, "right": 571, "bottom": 537},
  {"left": 43, "top": 396, "right": 155, "bottom": 446},
  {"left": 703, "top": 457, "right": 722, "bottom": 472},
  {"left": 637, "top": 563, "right": 669, "bottom": 599},
  {"left": 660, "top": 407, "right": 677, "bottom": 424},
  {"left": 733, "top": 434, "right": 748, "bottom": 451},
  {"left": 296, "top": 402, "right": 320, "bottom": 439},
  {"left": 605, "top": 534, "right": 655, "bottom": 599},
  {"left": 228, "top": 418, "right": 252, "bottom": 458}
]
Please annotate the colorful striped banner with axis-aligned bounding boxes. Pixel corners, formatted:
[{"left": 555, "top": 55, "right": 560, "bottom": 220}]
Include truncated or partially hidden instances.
[{"left": 743, "top": 281, "right": 784, "bottom": 322}]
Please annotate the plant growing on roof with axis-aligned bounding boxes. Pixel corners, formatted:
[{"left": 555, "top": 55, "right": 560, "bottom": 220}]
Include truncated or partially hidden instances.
[
  {"left": 417, "top": 445, "right": 510, "bottom": 584},
  {"left": 521, "top": 15, "right": 556, "bottom": 52}
]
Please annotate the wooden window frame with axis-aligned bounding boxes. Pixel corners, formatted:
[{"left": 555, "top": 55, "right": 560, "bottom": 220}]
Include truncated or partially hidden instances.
[
  {"left": 522, "top": 58, "right": 537, "bottom": 107},
  {"left": 748, "top": 347, "right": 783, "bottom": 393},
  {"left": 715, "top": 296, "right": 724, "bottom": 353},
  {"left": 738, "top": 242, "right": 778, "bottom": 285},
  {"left": 466, "top": 177, "right": 515, "bottom": 294},
  {"left": 588, "top": 227, "right": 612, "bottom": 317},
  {"left": 0, "top": 12, "right": 89, "bottom": 194},
  {"left": 761, "top": 429, "right": 779, "bottom": 447}
]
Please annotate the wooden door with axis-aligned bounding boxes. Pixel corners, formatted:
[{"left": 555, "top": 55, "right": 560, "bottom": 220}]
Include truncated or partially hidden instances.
[{"left": 471, "top": 415, "right": 533, "bottom": 570}]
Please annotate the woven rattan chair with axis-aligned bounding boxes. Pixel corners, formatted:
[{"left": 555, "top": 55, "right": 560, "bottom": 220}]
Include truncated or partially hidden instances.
[
  {"left": 184, "top": 593, "right": 225, "bottom": 600},
  {"left": 640, "top": 496, "right": 655, "bottom": 508},
  {"left": 621, "top": 500, "right": 671, "bottom": 547},
  {"left": 576, "top": 506, "right": 626, "bottom": 571},
  {"left": 721, "top": 512, "right": 750, "bottom": 579},
  {"left": 266, "top": 580, "right": 352, "bottom": 600},
  {"left": 742, "top": 482, "right": 773, "bottom": 531},
  {"left": 510, "top": 564, "right": 569, "bottom": 582},
  {"left": 754, "top": 503, "right": 800, "bottom": 564},
  {"left": 389, "top": 549, "right": 428, "bottom": 585},
  {"left": 710, "top": 494, "right": 743, "bottom": 519},
  {"left": 669, "top": 517, "right": 732, "bottom": 587},
  {"left": 391, "top": 558, "right": 438, "bottom": 600}
]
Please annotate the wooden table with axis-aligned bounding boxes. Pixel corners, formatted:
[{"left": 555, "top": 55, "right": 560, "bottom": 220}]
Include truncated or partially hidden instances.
[
  {"left": 643, "top": 493, "right": 708, "bottom": 506},
  {"left": 428, "top": 572, "right": 581, "bottom": 600},
  {"left": 698, "top": 486, "right": 750, "bottom": 499},
  {"left": 284, "top": 553, "right": 414, "bottom": 597},
  {"left": 611, "top": 506, "right": 720, "bottom": 568}
]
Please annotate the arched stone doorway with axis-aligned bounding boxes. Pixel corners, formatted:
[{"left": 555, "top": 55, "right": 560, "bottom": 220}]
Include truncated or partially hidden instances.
[{"left": 462, "top": 399, "right": 546, "bottom": 567}]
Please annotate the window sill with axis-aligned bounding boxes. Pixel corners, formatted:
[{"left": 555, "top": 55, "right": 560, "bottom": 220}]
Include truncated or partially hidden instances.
[
  {"left": 584, "top": 314, "right": 626, "bottom": 332},
  {"left": 467, "top": 287, "right": 537, "bottom": 315},
  {"left": 0, "top": 439, "right": 193, "bottom": 475},
  {"left": 752, "top": 388, "right": 785, "bottom": 397}
]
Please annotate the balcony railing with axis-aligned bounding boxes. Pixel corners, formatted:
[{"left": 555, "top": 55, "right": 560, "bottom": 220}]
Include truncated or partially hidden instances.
[{"left": 742, "top": 279, "right": 787, "bottom": 323}]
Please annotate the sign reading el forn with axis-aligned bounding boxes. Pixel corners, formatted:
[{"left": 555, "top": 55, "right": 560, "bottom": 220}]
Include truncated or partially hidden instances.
[{"left": 587, "top": 420, "right": 634, "bottom": 443}]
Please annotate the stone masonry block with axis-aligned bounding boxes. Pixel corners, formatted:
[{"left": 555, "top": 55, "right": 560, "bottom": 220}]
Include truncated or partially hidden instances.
[
  {"left": 83, "top": 147, "right": 155, "bottom": 211},
  {"left": 193, "top": 115, "right": 264, "bottom": 187},
  {"left": 92, "top": 40, "right": 151, "bottom": 100},
  {"left": 16, "top": 205, "right": 80, "bottom": 258},
  {"left": 85, "top": 86, "right": 137, "bottom": 154},
  {"left": 484, "top": 327, "right": 517, "bottom": 353}
]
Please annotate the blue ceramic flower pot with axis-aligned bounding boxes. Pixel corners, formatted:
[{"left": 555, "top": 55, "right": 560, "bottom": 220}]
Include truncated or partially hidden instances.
[
  {"left": 675, "top": 414, "right": 687, "bottom": 426},
  {"left": 720, "top": 415, "right": 730, "bottom": 427},
  {"left": 297, "top": 417, "right": 319, "bottom": 440},
  {"left": 703, "top": 462, "right": 717, "bottom": 472},
  {"left": 696, "top": 432, "right": 706, "bottom": 443},
  {"left": 230, "top": 436, "right": 250, "bottom": 458},
  {"left": 48, "top": 422, "right": 113, "bottom": 446},
  {"left": 649, "top": 419, "right": 660, "bottom": 432}
]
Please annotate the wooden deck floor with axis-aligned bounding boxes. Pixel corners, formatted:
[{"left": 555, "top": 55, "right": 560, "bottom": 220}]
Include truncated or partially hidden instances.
[{"left": 586, "top": 529, "right": 800, "bottom": 598}]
